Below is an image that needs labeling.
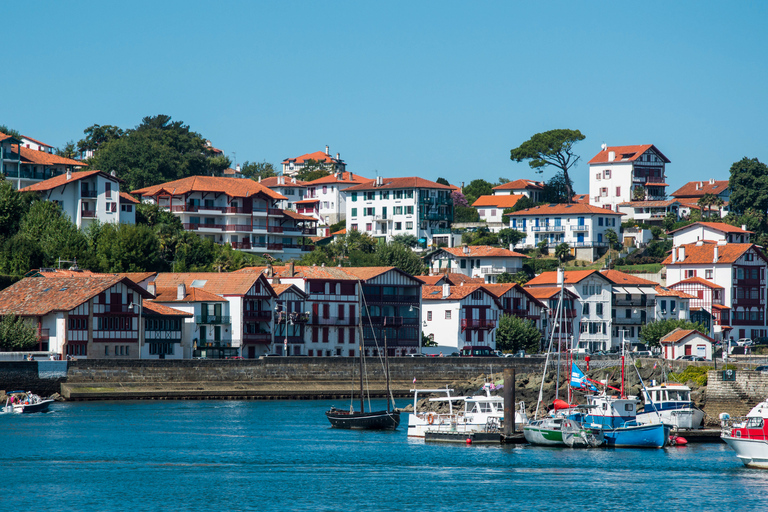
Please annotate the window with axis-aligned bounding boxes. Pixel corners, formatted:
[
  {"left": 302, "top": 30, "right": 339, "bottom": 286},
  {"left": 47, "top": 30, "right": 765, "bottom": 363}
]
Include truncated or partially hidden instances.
[
  {"left": 600, "top": 187, "right": 608, "bottom": 197},
  {"left": 394, "top": 206, "right": 403, "bottom": 215},
  {"left": 105, "top": 182, "right": 112, "bottom": 199},
  {"left": 395, "top": 190, "right": 403, "bottom": 199},
  {"left": 706, "top": 269, "right": 713, "bottom": 279},
  {"left": 671, "top": 300, "right": 676, "bottom": 313},
  {"left": 365, "top": 191, "right": 375, "bottom": 200},
  {"left": 427, "top": 311, "right": 432, "bottom": 321},
  {"left": 406, "top": 190, "right": 413, "bottom": 198},
  {"left": 366, "top": 223, "right": 372, "bottom": 231},
  {"left": 121, "top": 204, "right": 133, "bottom": 212},
  {"left": 323, "top": 186, "right": 327, "bottom": 194},
  {"left": 406, "top": 206, "right": 413, "bottom": 215},
  {"left": 395, "top": 222, "right": 402, "bottom": 230},
  {"left": 582, "top": 303, "right": 590, "bottom": 315},
  {"left": 471, "top": 291, "right": 482, "bottom": 300},
  {"left": 460, "top": 260, "right": 467, "bottom": 269},
  {"left": 686, "top": 270, "right": 696, "bottom": 278},
  {"left": 351, "top": 224, "right": 358, "bottom": 231},
  {"left": 660, "top": 300, "right": 667, "bottom": 313},
  {"left": 598, "top": 218, "right": 604, "bottom": 226},
  {"left": 351, "top": 208, "right": 357, "bottom": 217},
  {"left": 604, "top": 170, "right": 611, "bottom": 179},
  {"left": 380, "top": 191, "right": 389, "bottom": 199},
  {"left": 406, "top": 221, "right": 413, "bottom": 229},
  {"left": 616, "top": 187, "right": 621, "bottom": 196},
  {"left": 364, "top": 207, "right": 375, "bottom": 216},
  {"left": 445, "top": 310, "right": 451, "bottom": 320},
  {"left": 351, "top": 192, "right": 357, "bottom": 202},
  {"left": 596, "top": 303, "right": 603, "bottom": 316}
]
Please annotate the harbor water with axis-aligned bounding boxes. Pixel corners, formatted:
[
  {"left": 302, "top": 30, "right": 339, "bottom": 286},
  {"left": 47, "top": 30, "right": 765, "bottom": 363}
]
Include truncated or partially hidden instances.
[{"left": 2, "top": 399, "right": 767, "bottom": 512}]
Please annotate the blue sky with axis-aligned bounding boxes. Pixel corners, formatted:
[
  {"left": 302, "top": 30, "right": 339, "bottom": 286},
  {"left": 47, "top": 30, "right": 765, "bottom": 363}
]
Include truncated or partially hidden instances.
[{"left": 4, "top": 1, "right": 767, "bottom": 194}]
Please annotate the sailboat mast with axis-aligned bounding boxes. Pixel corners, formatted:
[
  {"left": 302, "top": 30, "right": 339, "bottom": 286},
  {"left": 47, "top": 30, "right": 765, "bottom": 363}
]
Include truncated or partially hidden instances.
[
  {"left": 358, "top": 281, "right": 365, "bottom": 413},
  {"left": 555, "top": 267, "right": 565, "bottom": 401},
  {"left": 384, "top": 318, "right": 391, "bottom": 412}
]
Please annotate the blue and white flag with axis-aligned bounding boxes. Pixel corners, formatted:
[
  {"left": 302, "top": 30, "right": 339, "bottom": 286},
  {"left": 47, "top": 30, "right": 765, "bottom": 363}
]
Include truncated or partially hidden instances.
[{"left": 571, "top": 363, "right": 597, "bottom": 391}]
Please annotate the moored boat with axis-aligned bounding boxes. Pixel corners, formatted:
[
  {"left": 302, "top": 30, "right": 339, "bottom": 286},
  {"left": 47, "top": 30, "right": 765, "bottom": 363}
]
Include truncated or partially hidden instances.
[
  {"left": 524, "top": 417, "right": 565, "bottom": 445},
  {"left": 575, "top": 393, "right": 669, "bottom": 448},
  {"left": 721, "top": 399, "right": 768, "bottom": 468},
  {"left": 326, "top": 407, "right": 400, "bottom": 430},
  {"left": 636, "top": 383, "right": 704, "bottom": 429}
]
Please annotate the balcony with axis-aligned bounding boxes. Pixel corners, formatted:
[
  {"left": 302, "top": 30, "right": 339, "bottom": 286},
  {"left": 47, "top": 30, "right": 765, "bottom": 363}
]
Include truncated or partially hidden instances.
[
  {"left": 183, "top": 222, "right": 225, "bottom": 231},
  {"left": 614, "top": 298, "right": 656, "bottom": 307},
  {"left": 733, "top": 298, "right": 763, "bottom": 306},
  {"left": 461, "top": 319, "right": 497, "bottom": 330},
  {"left": 302, "top": 227, "right": 316, "bottom": 235},
  {"left": 99, "top": 304, "right": 136, "bottom": 314},
  {"left": 267, "top": 243, "right": 283, "bottom": 251},
  {"left": 37, "top": 329, "right": 50, "bottom": 341},
  {"left": 733, "top": 278, "right": 763, "bottom": 286},
  {"left": 242, "top": 333, "right": 271, "bottom": 344},
  {"left": 432, "top": 228, "right": 452, "bottom": 235},
  {"left": 222, "top": 224, "right": 253, "bottom": 232},
  {"left": 365, "top": 316, "right": 419, "bottom": 327},
  {"left": 645, "top": 176, "right": 666, "bottom": 184},
  {"left": 81, "top": 210, "right": 97, "bottom": 218},
  {"left": 283, "top": 225, "right": 301, "bottom": 233},
  {"left": 570, "top": 225, "right": 588, "bottom": 231},
  {"left": 244, "top": 311, "right": 272, "bottom": 322},
  {"left": 479, "top": 266, "right": 508, "bottom": 275},
  {"left": 267, "top": 225, "right": 284, "bottom": 233},
  {"left": 197, "top": 339, "right": 232, "bottom": 348},
  {"left": 268, "top": 208, "right": 283, "bottom": 216},
  {"left": 308, "top": 316, "right": 359, "bottom": 326},
  {"left": 612, "top": 316, "right": 643, "bottom": 325},
  {"left": 81, "top": 189, "right": 97, "bottom": 198},
  {"left": 196, "top": 315, "right": 232, "bottom": 325},
  {"left": 231, "top": 241, "right": 252, "bottom": 250}
]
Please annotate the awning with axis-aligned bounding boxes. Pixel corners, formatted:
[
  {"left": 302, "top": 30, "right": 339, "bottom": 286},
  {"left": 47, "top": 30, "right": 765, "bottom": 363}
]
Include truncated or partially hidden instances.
[
  {"left": 612, "top": 286, "right": 629, "bottom": 295},
  {"left": 623, "top": 286, "right": 645, "bottom": 295}
]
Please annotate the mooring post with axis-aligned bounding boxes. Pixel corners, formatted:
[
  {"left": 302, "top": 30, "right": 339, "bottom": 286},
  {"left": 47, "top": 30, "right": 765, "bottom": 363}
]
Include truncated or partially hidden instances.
[{"left": 504, "top": 368, "right": 515, "bottom": 436}]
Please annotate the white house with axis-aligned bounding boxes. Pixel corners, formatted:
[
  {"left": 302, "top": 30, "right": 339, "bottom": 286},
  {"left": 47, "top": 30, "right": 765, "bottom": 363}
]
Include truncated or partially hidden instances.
[
  {"left": 304, "top": 171, "right": 370, "bottom": 235},
  {"left": 525, "top": 270, "right": 614, "bottom": 352},
  {"left": 422, "top": 284, "right": 499, "bottom": 353},
  {"left": 282, "top": 146, "right": 346, "bottom": 178},
  {"left": 654, "top": 286, "right": 694, "bottom": 322},
  {"left": 669, "top": 222, "right": 751, "bottom": 247},
  {"left": 664, "top": 241, "right": 768, "bottom": 341},
  {"left": 1, "top": 131, "right": 84, "bottom": 190},
  {"left": 472, "top": 194, "right": 524, "bottom": 232},
  {"left": 524, "top": 286, "right": 579, "bottom": 351},
  {"left": 660, "top": 328, "right": 714, "bottom": 360},
  {"left": 617, "top": 199, "right": 682, "bottom": 225},
  {"left": 671, "top": 179, "right": 730, "bottom": 218},
  {"left": 492, "top": 179, "right": 544, "bottom": 201},
  {"left": 507, "top": 203, "right": 624, "bottom": 262},
  {"left": 20, "top": 170, "right": 132, "bottom": 229},
  {"left": 141, "top": 300, "right": 194, "bottom": 360},
  {"left": 588, "top": 144, "right": 670, "bottom": 212},
  {"left": 426, "top": 245, "right": 528, "bottom": 283},
  {"left": 344, "top": 176, "right": 454, "bottom": 248},
  {"left": 600, "top": 269, "right": 658, "bottom": 346},
  {"left": 258, "top": 175, "right": 308, "bottom": 211}
]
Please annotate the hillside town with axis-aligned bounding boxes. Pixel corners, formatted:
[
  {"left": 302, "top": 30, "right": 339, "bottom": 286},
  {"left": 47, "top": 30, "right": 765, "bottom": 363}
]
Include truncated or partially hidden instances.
[{"left": 0, "top": 125, "right": 766, "bottom": 361}]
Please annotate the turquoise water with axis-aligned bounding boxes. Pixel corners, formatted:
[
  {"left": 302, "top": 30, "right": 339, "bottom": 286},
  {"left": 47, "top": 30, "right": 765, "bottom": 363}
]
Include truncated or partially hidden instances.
[{"left": 2, "top": 400, "right": 767, "bottom": 512}]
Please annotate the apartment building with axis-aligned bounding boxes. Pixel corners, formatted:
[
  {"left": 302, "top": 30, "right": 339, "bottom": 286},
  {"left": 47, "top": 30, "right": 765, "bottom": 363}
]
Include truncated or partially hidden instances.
[
  {"left": 272, "top": 284, "right": 310, "bottom": 357},
  {"left": 671, "top": 179, "right": 730, "bottom": 218},
  {"left": 483, "top": 283, "right": 547, "bottom": 334},
  {"left": 141, "top": 300, "right": 194, "bottom": 359},
  {"left": 344, "top": 176, "right": 454, "bottom": 247},
  {"left": 282, "top": 146, "right": 346, "bottom": 178},
  {"left": 524, "top": 286, "right": 579, "bottom": 351},
  {"left": 422, "top": 284, "right": 500, "bottom": 352},
  {"left": 301, "top": 171, "right": 370, "bottom": 235},
  {"left": 670, "top": 222, "right": 751, "bottom": 247},
  {"left": 600, "top": 269, "right": 658, "bottom": 346},
  {"left": 1, "top": 131, "right": 84, "bottom": 190},
  {"left": 507, "top": 203, "right": 624, "bottom": 262},
  {"left": 132, "top": 176, "right": 315, "bottom": 258},
  {"left": 426, "top": 245, "right": 528, "bottom": 283},
  {"left": 20, "top": 170, "right": 132, "bottom": 229},
  {"left": 258, "top": 175, "right": 308, "bottom": 211},
  {"left": 588, "top": 144, "right": 670, "bottom": 212},
  {"left": 617, "top": 199, "right": 682, "bottom": 225}
]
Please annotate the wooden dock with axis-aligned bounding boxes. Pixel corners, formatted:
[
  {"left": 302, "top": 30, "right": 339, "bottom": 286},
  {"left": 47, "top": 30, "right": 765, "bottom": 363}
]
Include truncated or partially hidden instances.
[{"left": 425, "top": 431, "right": 502, "bottom": 444}]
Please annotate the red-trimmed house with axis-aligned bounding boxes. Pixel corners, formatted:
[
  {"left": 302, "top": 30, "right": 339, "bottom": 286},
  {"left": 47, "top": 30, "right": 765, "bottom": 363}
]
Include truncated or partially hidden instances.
[{"left": 660, "top": 328, "right": 714, "bottom": 360}]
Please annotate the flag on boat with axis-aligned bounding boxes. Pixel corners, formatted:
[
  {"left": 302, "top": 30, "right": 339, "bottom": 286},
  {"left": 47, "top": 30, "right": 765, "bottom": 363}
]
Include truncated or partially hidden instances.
[
  {"left": 413, "top": 377, "right": 416, "bottom": 384},
  {"left": 571, "top": 363, "right": 597, "bottom": 391}
]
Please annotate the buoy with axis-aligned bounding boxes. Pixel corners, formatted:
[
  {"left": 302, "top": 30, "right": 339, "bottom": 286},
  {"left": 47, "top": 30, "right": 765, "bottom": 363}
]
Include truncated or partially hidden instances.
[
  {"left": 466, "top": 438, "right": 472, "bottom": 445},
  {"left": 675, "top": 436, "right": 688, "bottom": 446}
]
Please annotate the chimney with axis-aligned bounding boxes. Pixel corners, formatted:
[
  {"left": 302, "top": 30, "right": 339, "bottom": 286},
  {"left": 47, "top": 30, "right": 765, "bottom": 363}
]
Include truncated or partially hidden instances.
[
  {"left": 601, "top": 143, "right": 607, "bottom": 151},
  {"left": 289, "top": 260, "right": 295, "bottom": 277},
  {"left": 258, "top": 176, "right": 262, "bottom": 182},
  {"left": 177, "top": 283, "right": 186, "bottom": 300},
  {"left": 236, "top": 164, "right": 241, "bottom": 173},
  {"left": 462, "top": 243, "right": 470, "bottom": 255},
  {"left": 292, "top": 177, "right": 296, "bottom": 184},
  {"left": 66, "top": 170, "right": 72, "bottom": 180},
  {"left": 442, "top": 283, "right": 450, "bottom": 299},
  {"left": 110, "top": 170, "right": 116, "bottom": 177},
  {"left": 699, "top": 181, "right": 704, "bottom": 188},
  {"left": 147, "top": 282, "right": 156, "bottom": 296},
  {"left": 679, "top": 247, "right": 685, "bottom": 261},
  {"left": 713, "top": 246, "right": 719, "bottom": 263},
  {"left": 267, "top": 263, "right": 273, "bottom": 278},
  {"left": 742, "top": 224, "right": 747, "bottom": 231},
  {"left": 557, "top": 268, "right": 564, "bottom": 287},
  {"left": 672, "top": 247, "right": 677, "bottom": 263},
  {"left": 608, "top": 151, "right": 615, "bottom": 162},
  {"left": 695, "top": 183, "right": 699, "bottom": 190},
  {"left": 321, "top": 263, "right": 325, "bottom": 267},
  {"left": 325, "top": 145, "right": 330, "bottom": 155},
  {"left": 336, "top": 153, "right": 340, "bottom": 160},
  {"left": 710, "top": 178, "right": 715, "bottom": 184},
  {"left": 509, "top": 243, "right": 514, "bottom": 251}
]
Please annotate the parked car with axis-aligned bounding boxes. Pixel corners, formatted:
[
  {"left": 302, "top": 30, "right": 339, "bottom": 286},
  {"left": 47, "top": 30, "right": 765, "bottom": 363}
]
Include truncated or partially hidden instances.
[
  {"left": 676, "top": 355, "right": 707, "bottom": 361},
  {"left": 736, "top": 338, "right": 753, "bottom": 347},
  {"left": 459, "top": 346, "right": 497, "bottom": 357},
  {"left": 633, "top": 351, "right": 654, "bottom": 357},
  {"left": 755, "top": 365, "right": 768, "bottom": 372}
]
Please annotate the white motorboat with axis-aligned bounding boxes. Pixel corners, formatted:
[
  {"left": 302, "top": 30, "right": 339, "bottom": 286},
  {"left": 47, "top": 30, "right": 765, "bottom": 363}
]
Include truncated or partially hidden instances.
[
  {"left": 721, "top": 399, "right": 768, "bottom": 468},
  {"left": 406, "top": 387, "right": 463, "bottom": 438},
  {"left": 3, "top": 391, "right": 54, "bottom": 413},
  {"left": 636, "top": 383, "right": 704, "bottom": 429}
]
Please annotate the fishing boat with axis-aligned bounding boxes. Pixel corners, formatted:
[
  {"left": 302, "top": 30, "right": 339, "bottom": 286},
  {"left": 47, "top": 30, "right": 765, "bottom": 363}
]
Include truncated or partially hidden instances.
[
  {"left": 575, "top": 393, "right": 669, "bottom": 448},
  {"left": 636, "top": 383, "right": 704, "bottom": 429},
  {"left": 720, "top": 399, "right": 768, "bottom": 468},
  {"left": 3, "top": 391, "right": 53, "bottom": 414},
  {"left": 326, "top": 288, "right": 400, "bottom": 430},
  {"left": 406, "top": 387, "right": 462, "bottom": 437}
]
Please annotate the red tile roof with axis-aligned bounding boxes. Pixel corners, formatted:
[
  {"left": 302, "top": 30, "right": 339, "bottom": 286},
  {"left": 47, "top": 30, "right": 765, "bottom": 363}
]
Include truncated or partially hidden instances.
[
  {"left": 526, "top": 270, "right": 607, "bottom": 286},
  {"left": 332, "top": 228, "right": 346, "bottom": 235},
  {"left": 443, "top": 273, "right": 486, "bottom": 285},
  {"left": 153, "top": 286, "right": 225, "bottom": 303},
  {"left": 422, "top": 284, "right": 491, "bottom": 301},
  {"left": 131, "top": 175, "right": 286, "bottom": 201},
  {"left": 572, "top": 194, "right": 589, "bottom": 204},
  {"left": 617, "top": 200, "right": 680, "bottom": 208},
  {"left": 282, "top": 209, "right": 316, "bottom": 221},
  {"left": 120, "top": 191, "right": 139, "bottom": 204},
  {"left": 414, "top": 275, "right": 446, "bottom": 285},
  {"left": 599, "top": 269, "right": 658, "bottom": 286},
  {"left": 15, "top": 145, "right": 84, "bottom": 167},
  {"left": 660, "top": 328, "right": 714, "bottom": 344},
  {"left": 662, "top": 243, "right": 759, "bottom": 265},
  {"left": 270, "top": 283, "right": 307, "bottom": 297},
  {"left": 523, "top": 286, "right": 577, "bottom": 300},
  {"left": 507, "top": 203, "right": 624, "bottom": 216},
  {"left": 668, "top": 221, "right": 752, "bottom": 235},
  {"left": 472, "top": 194, "right": 524, "bottom": 208},
  {"left": 295, "top": 198, "right": 320, "bottom": 204},
  {"left": 654, "top": 286, "right": 696, "bottom": 299},
  {"left": 340, "top": 267, "right": 417, "bottom": 281},
  {"left": 237, "top": 265, "right": 360, "bottom": 281},
  {"left": 0, "top": 276, "right": 151, "bottom": 316},
  {"left": 282, "top": 150, "right": 344, "bottom": 165},
  {"left": 438, "top": 246, "right": 529, "bottom": 258},
  {"left": 21, "top": 135, "right": 53, "bottom": 148},
  {"left": 307, "top": 172, "right": 370, "bottom": 185},
  {"left": 671, "top": 180, "right": 729, "bottom": 198},
  {"left": 18, "top": 170, "right": 117, "bottom": 193},
  {"left": 588, "top": 145, "right": 670, "bottom": 165},
  {"left": 492, "top": 179, "right": 544, "bottom": 191},
  {"left": 143, "top": 301, "right": 193, "bottom": 317},
  {"left": 259, "top": 176, "right": 309, "bottom": 188},
  {"left": 343, "top": 177, "right": 453, "bottom": 192},
  {"left": 116, "top": 272, "right": 158, "bottom": 285},
  {"left": 152, "top": 272, "right": 274, "bottom": 296},
  {"left": 669, "top": 276, "right": 724, "bottom": 290}
]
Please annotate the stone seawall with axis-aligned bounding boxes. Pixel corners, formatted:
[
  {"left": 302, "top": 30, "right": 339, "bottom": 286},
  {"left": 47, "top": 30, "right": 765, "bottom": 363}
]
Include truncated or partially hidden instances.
[
  {"left": 0, "top": 361, "right": 68, "bottom": 396},
  {"left": 705, "top": 369, "right": 768, "bottom": 419}
]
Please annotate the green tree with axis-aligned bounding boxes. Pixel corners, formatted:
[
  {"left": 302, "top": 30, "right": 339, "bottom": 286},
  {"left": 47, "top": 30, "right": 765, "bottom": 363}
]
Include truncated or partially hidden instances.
[
  {"left": 295, "top": 159, "right": 332, "bottom": 182},
  {"left": 697, "top": 193, "right": 717, "bottom": 219},
  {"left": 498, "top": 228, "right": 526, "bottom": 248},
  {"left": 55, "top": 141, "right": 77, "bottom": 159},
  {"left": 510, "top": 129, "right": 585, "bottom": 202},
  {"left": 729, "top": 157, "right": 768, "bottom": 215},
  {"left": 0, "top": 314, "right": 38, "bottom": 351},
  {"left": 208, "top": 154, "right": 233, "bottom": 175},
  {"left": 497, "top": 271, "right": 530, "bottom": 285},
  {"left": 663, "top": 212, "right": 677, "bottom": 232},
  {"left": 241, "top": 160, "right": 277, "bottom": 180},
  {"left": 508, "top": 195, "right": 537, "bottom": 213},
  {"left": 541, "top": 172, "right": 575, "bottom": 203},
  {"left": 391, "top": 233, "right": 419, "bottom": 248},
  {"left": 0, "top": 125, "right": 22, "bottom": 139},
  {"left": 454, "top": 206, "right": 480, "bottom": 223},
  {"left": 462, "top": 179, "right": 494, "bottom": 205},
  {"left": 422, "top": 331, "right": 437, "bottom": 347},
  {"left": 633, "top": 185, "right": 646, "bottom": 201},
  {"left": 496, "top": 314, "right": 541, "bottom": 353},
  {"left": 436, "top": 177, "right": 450, "bottom": 186},
  {"left": 0, "top": 176, "right": 35, "bottom": 238},
  {"left": 375, "top": 242, "right": 425, "bottom": 275},
  {"left": 91, "top": 223, "right": 163, "bottom": 272},
  {"left": 555, "top": 242, "right": 570, "bottom": 261},
  {"left": 605, "top": 229, "right": 620, "bottom": 250},
  {"left": 537, "top": 240, "right": 548, "bottom": 256},
  {"left": 639, "top": 319, "right": 709, "bottom": 348},
  {"left": 77, "top": 124, "right": 125, "bottom": 154}
]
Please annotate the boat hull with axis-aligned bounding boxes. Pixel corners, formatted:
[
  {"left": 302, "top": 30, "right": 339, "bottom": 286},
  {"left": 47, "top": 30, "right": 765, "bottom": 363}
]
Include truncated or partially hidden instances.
[
  {"left": 523, "top": 425, "right": 564, "bottom": 446},
  {"left": 602, "top": 423, "right": 669, "bottom": 448},
  {"left": 637, "top": 407, "right": 704, "bottom": 429},
  {"left": 12, "top": 399, "right": 53, "bottom": 414},
  {"left": 562, "top": 422, "right": 605, "bottom": 448},
  {"left": 326, "top": 408, "right": 400, "bottom": 430},
  {"left": 722, "top": 435, "right": 768, "bottom": 468}
]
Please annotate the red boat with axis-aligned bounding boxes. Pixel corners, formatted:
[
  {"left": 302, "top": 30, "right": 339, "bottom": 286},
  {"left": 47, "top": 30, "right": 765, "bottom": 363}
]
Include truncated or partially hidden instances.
[{"left": 721, "top": 399, "right": 768, "bottom": 468}]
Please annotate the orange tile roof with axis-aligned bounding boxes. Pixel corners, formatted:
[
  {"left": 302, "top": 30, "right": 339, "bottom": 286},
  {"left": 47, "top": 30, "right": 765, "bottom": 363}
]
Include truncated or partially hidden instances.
[
  {"left": 143, "top": 300, "right": 193, "bottom": 317},
  {"left": 660, "top": 328, "right": 713, "bottom": 344},
  {"left": 120, "top": 191, "right": 139, "bottom": 204},
  {"left": 662, "top": 243, "right": 759, "bottom": 265},
  {"left": 21, "top": 135, "right": 53, "bottom": 147},
  {"left": 295, "top": 198, "right": 320, "bottom": 204},
  {"left": 152, "top": 272, "right": 274, "bottom": 296},
  {"left": 443, "top": 273, "right": 486, "bottom": 285},
  {"left": 282, "top": 209, "right": 316, "bottom": 221},
  {"left": 18, "top": 170, "right": 116, "bottom": 193},
  {"left": 282, "top": 150, "right": 344, "bottom": 165},
  {"left": 414, "top": 275, "right": 446, "bottom": 285},
  {"left": 0, "top": 131, "right": 20, "bottom": 143},
  {"left": 307, "top": 172, "right": 370, "bottom": 185},
  {"left": 472, "top": 194, "right": 524, "bottom": 208},
  {"left": 131, "top": 176, "right": 286, "bottom": 201},
  {"left": 588, "top": 145, "right": 670, "bottom": 165},
  {"left": 116, "top": 272, "right": 158, "bottom": 285},
  {"left": 669, "top": 276, "right": 724, "bottom": 290},
  {"left": 572, "top": 194, "right": 589, "bottom": 204},
  {"left": 0, "top": 276, "right": 151, "bottom": 316},
  {"left": 270, "top": 283, "right": 307, "bottom": 297},
  {"left": 492, "top": 179, "right": 544, "bottom": 191},
  {"left": 671, "top": 180, "right": 729, "bottom": 198},
  {"left": 438, "top": 246, "right": 529, "bottom": 258},
  {"left": 15, "top": 145, "right": 84, "bottom": 167},
  {"left": 237, "top": 265, "right": 360, "bottom": 281},
  {"left": 259, "top": 176, "right": 309, "bottom": 188},
  {"left": 344, "top": 177, "right": 453, "bottom": 192},
  {"left": 479, "top": 283, "right": 547, "bottom": 308},
  {"left": 35, "top": 269, "right": 99, "bottom": 277},
  {"left": 526, "top": 270, "right": 605, "bottom": 286},
  {"left": 668, "top": 221, "right": 752, "bottom": 235},
  {"left": 523, "top": 286, "right": 577, "bottom": 300},
  {"left": 599, "top": 269, "right": 658, "bottom": 286},
  {"left": 340, "top": 266, "right": 416, "bottom": 281},
  {"left": 654, "top": 286, "right": 696, "bottom": 299},
  {"left": 332, "top": 228, "right": 346, "bottom": 235},
  {"left": 422, "top": 284, "right": 491, "bottom": 301},
  {"left": 507, "top": 203, "right": 624, "bottom": 216},
  {"left": 153, "top": 286, "right": 225, "bottom": 303}
]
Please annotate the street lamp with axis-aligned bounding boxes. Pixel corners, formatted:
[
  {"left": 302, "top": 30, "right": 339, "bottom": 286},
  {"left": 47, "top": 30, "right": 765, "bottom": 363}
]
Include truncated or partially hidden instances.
[
  {"left": 409, "top": 304, "right": 423, "bottom": 355},
  {"left": 128, "top": 301, "right": 142, "bottom": 359}
]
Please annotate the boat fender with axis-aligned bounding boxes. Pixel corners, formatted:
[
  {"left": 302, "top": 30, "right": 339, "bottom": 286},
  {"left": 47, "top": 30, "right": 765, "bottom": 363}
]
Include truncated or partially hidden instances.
[
  {"left": 675, "top": 436, "right": 688, "bottom": 446},
  {"left": 427, "top": 412, "right": 436, "bottom": 425},
  {"left": 466, "top": 438, "right": 472, "bottom": 445}
]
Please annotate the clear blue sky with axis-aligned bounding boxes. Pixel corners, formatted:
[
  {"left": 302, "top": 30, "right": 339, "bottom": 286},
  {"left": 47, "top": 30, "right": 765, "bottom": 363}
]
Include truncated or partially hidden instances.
[{"left": 4, "top": 1, "right": 767, "bottom": 194}]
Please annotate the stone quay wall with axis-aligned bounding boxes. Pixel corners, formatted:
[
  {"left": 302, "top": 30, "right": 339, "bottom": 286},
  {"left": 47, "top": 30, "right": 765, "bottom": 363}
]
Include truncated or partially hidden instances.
[
  {"left": 705, "top": 369, "right": 768, "bottom": 419},
  {"left": 0, "top": 361, "right": 68, "bottom": 397}
]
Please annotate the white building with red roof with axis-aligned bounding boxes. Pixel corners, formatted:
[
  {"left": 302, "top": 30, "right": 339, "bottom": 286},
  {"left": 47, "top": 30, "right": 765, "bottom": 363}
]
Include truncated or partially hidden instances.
[
  {"left": 670, "top": 179, "right": 730, "bottom": 218},
  {"left": 507, "top": 203, "right": 624, "bottom": 262},
  {"left": 19, "top": 170, "right": 133, "bottom": 229},
  {"left": 617, "top": 199, "right": 683, "bottom": 225},
  {"left": 1, "top": 131, "right": 85, "bottom": 190},
  {"left": 669, "top": 221, "right": 751, "bottom": 247},
  {"left": 343, "top": 176, "right": 454, "bottom": 247},
  {"left": 303, "top": 170, "right": 370, "bottom": 235},
  {"left": 258, "top": 175, "right": 308, "bottom": 211},
  {"left": 588, "top": 144, "right": 670, "bottom": 212},
  {"left": 660, "top": 328, "right": 714, "bottom": 360},
  {"left": 492, "top": 179, "right": 544, "bottom": 201},
  {"left": 426, "top": 245, "right": 528, "bottom": 283},
  {"left": 472, "top": 194, "right": 524, "bottom": 232},
  {"left": 281, "top": 146, "right": 346, "bottom": 177},
  {"left": 132, "top": 176, "right": 315, "bottom": 258}
]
